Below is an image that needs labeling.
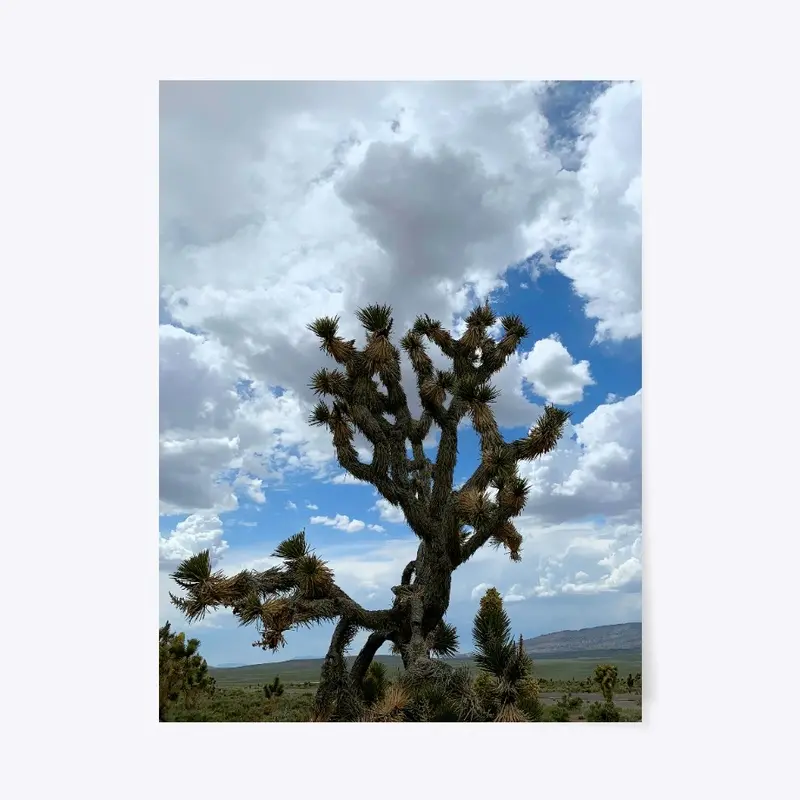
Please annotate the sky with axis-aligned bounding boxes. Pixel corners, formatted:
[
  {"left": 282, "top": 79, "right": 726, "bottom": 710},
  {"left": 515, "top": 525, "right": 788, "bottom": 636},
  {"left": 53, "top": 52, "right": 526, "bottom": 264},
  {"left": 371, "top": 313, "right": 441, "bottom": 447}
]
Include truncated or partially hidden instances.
[{"left": 158, "top": 80, "right": 642, "bottom": 667}]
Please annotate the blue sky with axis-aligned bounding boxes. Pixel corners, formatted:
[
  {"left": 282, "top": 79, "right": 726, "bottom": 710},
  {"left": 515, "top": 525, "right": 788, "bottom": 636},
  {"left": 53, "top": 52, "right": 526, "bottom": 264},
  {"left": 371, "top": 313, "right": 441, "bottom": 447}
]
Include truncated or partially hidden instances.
[{"left": 159, "top": 81, "right": 642, "bottom": 666}]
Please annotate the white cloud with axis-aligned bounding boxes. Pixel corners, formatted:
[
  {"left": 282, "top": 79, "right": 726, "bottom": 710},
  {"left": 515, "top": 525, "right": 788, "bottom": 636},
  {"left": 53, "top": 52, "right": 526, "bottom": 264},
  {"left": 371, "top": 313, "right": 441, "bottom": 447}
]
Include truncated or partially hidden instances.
[
  {"left": 158, "top": 82, "right": 591, "bottom": 517},
  {"left": 471, "top": 582, "right": 492, "bottom": 601},
  {"left": 522, "top": 81, "right": 642, "bottom": 342},
  {"left": 159, "top": 83, "right": 641, "bottom": 521},
  {"left": 305, "top": 502, "right": 319, "bottom": 510},
  {"left": 159, "top": 436, "right": 240, "bottom": 516},
  {"left": 519, "top": 335, "right": 594, "bottom": 404},
  {"left": 326, "top": 539, "right": 419, "bottom": 593},
  {"left": 159, "top": 513, "right": 229, "bottom": 568},
  {"left": 329, "top": 473, "right": 370, "bottom": 486},
  {"left": 519, "top": 390, "right": 641, "bottom": 523},
  {"left": 285, "top": 500, "right": 297, "bottom": 510},
  {"left": 368, "top": 524, "right": 386, "bottom": 533},
  {"left": 159, "top": 323, "right": 338, "bottom": 516},
  {"left": 234, "top": 474, "right": 266, "bottom": 504},
  {"left": 309, "top": 514, "right": 367, "bottom": 533},
  {"left": 504, "top": 584, "right": 526, "bottom": 603},
  {"left": 371, "top": 498, "right": 406, "bottom": 524}
]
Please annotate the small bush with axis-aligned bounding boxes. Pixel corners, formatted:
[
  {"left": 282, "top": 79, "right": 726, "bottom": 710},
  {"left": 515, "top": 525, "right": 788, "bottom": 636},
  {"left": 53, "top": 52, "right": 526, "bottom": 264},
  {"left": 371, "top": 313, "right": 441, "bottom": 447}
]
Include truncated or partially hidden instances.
[
  {"left": 362, "top": 661, "right": 389, "bottom": 707},
  {"left": 548, "top": 705, "right": 570, "bottom": 722},
  {"left": 263, "top": 676, "right": 285, "bottom": 699},
  {"left": 593, "top": 664, "right": 619, "bottom": 703},
  {"left": 560, "top": 692, "right": 583, "bottom": 711},
  {"left": 586, "top": 701, "right": 621, "bottom": 722}
]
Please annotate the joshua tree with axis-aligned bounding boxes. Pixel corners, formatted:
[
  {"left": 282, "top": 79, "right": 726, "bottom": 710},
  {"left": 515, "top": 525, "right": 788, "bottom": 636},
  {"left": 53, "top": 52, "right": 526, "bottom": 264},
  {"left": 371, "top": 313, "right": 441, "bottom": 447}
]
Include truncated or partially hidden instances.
[
  {"left": 263, "top": 676, "right": 285, "bottom": 699},
  {"left": 158, "top": 622, "right": 215, "bottom": 721},
  {"left": 168, "top": 302, "right": 570, "bottom": 721},
  {"left": 361, "top": 660, "right": 389, "bottom": 707},
  {"left": 593, "top": 663, "right": 619, "bottom": 703},
  {"left": 471, "top": 588, "right": 540, "bottom": 721}
]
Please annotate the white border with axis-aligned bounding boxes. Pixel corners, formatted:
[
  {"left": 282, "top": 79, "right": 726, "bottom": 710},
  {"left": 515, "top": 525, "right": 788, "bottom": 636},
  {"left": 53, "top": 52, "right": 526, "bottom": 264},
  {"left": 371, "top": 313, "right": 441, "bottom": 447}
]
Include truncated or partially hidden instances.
[{"left": 3, "top": 0, "right": 796, "bottom": 795}]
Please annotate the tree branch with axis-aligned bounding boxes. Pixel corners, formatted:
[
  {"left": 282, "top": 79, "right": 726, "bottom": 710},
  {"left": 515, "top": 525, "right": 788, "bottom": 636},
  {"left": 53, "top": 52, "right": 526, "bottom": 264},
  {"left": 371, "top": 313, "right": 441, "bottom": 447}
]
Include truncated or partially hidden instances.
[
  {"left": 350, "top": 631, "right": 389, "bottom": 688},
  {"left": 401, "top": 560, "right": 416, "bottom": 585},
  {"left": 431, "top": 418, "right": 458, "bottom": 510},
  {"left": 458, "top": 510, "right": 504, "bottom": 565},
  {"left": 314, "top": 618, "right": 361, "bottom": 721}
]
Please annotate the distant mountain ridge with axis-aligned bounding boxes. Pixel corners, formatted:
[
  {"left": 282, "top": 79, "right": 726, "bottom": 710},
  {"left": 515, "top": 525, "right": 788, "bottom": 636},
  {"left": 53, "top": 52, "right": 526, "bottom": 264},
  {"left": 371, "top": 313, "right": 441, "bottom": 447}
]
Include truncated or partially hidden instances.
[
  {"left": 210, "top": 622, "right": 641, "bottom": 668},
  {"left": 521, "top": 622, "right": 641, "bottom": 655}
]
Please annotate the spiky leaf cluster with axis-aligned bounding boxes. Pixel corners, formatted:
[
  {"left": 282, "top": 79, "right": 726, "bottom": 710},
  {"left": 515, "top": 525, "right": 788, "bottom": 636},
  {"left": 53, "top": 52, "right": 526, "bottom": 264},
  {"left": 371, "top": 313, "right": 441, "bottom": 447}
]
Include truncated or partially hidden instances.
[
  {"left": 593, "top": 663, "right": 619, "bottom": 703},
  {"left": 471, "top": 588, "right": 538, "bottom": 721},
  {"left": 362, "top": 660, "right": 389, "bottom": 708},
  {"left": 158, "top": 622, "right": 215, "bottom": 720},
  {"left": 169, "top": 531, "right": 360, "bottom": 653},
  {"left": 263, "top": 675, "right": 285, "bottom": 699}
]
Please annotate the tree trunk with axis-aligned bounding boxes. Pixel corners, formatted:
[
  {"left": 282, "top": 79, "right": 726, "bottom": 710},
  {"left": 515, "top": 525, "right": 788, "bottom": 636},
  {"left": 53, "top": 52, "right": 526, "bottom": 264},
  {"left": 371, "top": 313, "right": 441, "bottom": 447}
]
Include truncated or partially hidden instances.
[{"left": 314, "top": 535, "right": 456, "bottom": 720}]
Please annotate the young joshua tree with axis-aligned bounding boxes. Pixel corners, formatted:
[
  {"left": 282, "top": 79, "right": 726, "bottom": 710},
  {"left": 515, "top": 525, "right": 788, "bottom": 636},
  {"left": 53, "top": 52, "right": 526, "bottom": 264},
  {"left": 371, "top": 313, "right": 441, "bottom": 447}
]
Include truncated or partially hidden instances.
[{"left": 169, "top": 303, "right": 570, "bottom": 721}]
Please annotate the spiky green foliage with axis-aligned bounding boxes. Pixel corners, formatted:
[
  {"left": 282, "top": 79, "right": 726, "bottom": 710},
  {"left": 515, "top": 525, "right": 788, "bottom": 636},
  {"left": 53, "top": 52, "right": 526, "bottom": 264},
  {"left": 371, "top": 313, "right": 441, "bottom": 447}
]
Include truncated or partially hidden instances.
[
  {"left": 593, "top": 663, "right": 619, "bottom": 703},
  {"left": 159, "top": 622, "right": 215, "bottom": 721},
  {"left": 465, "top": 301, "right": 497, "bottom": 329},
  {"left": 355, "top": 303, "right": 393, "bottom": 334},
  {"left": 263, "top": 676, "right": 285, "bottom": 699},
  {"left": 272, "top": 531, "right": 309, "bottom": 561},
  {"left": 170, "top": 301, "right": 569, "bottom": 721},
  {"left": 309, "top": 368, "right": 348, "bottom": 398},
  {"left": 426, "top": 621, "right": 460, "bottom": 659},
  {"left": 307, "top": 315, "right": 340, "bottom": 343},
  {"left": 471, "top": 587, "right": 539, "bottom": 721},
  {"left": 586, "top": 700, "right": 622, "bottom": 722},
  {"left": 362, "top": 661, "right": 389, "bottom": 707}
]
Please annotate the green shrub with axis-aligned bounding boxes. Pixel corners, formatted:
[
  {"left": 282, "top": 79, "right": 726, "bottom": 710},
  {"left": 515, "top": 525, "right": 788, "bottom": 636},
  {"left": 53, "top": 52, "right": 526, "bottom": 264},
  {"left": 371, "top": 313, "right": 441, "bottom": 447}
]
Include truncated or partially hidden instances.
[
  {"left": 593, "top": 664, "right": 619, "bottom": 703},
  {"left": 159, "top": 622, "right": 215, "bottom": 721},
  {"left": 362, "top": 661, "right": 389, "bottom": 707},
  {"left": 586, "top": 701, "right": 621, "bottom": 722},
  {"left": 560, "top": 692, "right": 583, "bottom": 711},
  {"left": 548, "top": 705, "right": 570, "bottom": 722},
  {"left": 263, "top": 676, "right": 285, "bottom": 699}
]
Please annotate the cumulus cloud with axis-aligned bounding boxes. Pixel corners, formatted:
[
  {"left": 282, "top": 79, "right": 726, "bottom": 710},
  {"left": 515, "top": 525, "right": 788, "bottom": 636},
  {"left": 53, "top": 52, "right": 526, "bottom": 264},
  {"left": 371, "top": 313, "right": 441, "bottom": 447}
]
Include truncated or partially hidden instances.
[
  {"left": 514, "top": 519, "right": 641, "bottom": 600},
  {"left": 285, "top": 500, "right": 297, "bottom": 510},
  {"left": 159, "top": 82, "right": 641, "bottom": 521},
  {"left": 235, "top": 474, "right": 266, "bottom": 504},
  {"left": 519, "top": 390, "right": 642, "bottom": 523},
  {"left": 522, "top": 81, "right": 642, "bottom": 342},
  {"left": 157, "top": 83, "right": 590, "bottom": 514},
  {"left": 504, "top": 584, "right": 526, "bottom": 603},
  {"left": 159, "top": 436, "right": 240, "bottom": 516},
  {"left": 310, "top": 514, "right": 367, "bottom": 533},
  {"left": 159, "top": 513, "right": 229, "bottom": 569},
  {"left": 372, "top": 498, "right": 406, "bottom": 524},
  {"left": 329, "top": 472, "right": 370, "bottom": 486},
  {"left": 471, "top": 582, "right": 492, "bottom": 601},
  {"left": 519, "top": 335, "right": 594, "bottom": 404}
]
